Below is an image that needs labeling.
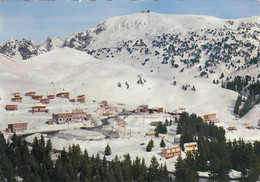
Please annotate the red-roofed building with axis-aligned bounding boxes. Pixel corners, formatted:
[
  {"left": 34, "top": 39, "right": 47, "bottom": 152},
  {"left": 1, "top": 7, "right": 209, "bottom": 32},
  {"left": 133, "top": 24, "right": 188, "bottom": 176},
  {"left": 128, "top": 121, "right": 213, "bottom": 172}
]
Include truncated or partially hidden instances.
[
  {"left": 40, "top": 98, "right": 50, "bottom": 104},
  {"left": 32, "top": 95, "right": 43, "bottom": 101},
  {"left": 52, "top": 113, "right": 72, "bottom": 124},
  {"left": 56, "top": 92, "right": 70, "bottom": 99},
  {"left": 6, "top": 104, "right": 18, "bottom": 111},
  {"left": 25, "top": 91, "right": 36, "bottom": 97},
  {"left": 32, "top": 106, "right": 48, "bottom": 113},
  {"left": 12, "top": 92, "right": 20, "bottom": 97},
  {"left": 11, "top": 97, "right": 23, "bottom": 102},
  {"left": 8, "top": 123, "right": 27, "bottom": 133},
  {"left": 161, "top": 146, "right": 181, "bottom": 159},
  {"left": 47, "top": 95, "right": 55, "bottom": 99}
]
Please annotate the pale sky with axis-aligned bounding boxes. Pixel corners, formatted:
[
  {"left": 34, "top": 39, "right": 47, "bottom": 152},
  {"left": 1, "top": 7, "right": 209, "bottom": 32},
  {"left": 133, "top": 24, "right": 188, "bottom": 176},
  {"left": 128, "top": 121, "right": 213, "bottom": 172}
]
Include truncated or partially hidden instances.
[{"left": 0, "top": 0, "right": 259, "bottom": 44}]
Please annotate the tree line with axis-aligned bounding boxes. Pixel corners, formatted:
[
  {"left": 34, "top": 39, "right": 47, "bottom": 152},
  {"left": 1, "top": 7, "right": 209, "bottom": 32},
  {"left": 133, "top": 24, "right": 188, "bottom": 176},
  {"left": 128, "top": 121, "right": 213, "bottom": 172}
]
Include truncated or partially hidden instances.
[{"left": 0, "top": 133, "right": 170, "bottom": 182}]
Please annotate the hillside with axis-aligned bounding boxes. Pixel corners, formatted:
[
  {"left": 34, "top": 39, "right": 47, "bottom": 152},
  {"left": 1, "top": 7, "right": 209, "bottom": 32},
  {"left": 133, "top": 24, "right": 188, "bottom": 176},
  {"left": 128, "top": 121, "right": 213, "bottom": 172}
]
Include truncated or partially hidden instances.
[{"left": 0, "top": 47, "right": 258, "bottom": 140}]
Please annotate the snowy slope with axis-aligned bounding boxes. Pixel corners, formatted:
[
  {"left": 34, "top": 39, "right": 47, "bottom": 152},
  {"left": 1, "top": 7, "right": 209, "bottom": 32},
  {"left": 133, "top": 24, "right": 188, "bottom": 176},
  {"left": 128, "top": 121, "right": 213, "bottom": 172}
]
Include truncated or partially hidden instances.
[
  {"left": 65, "top": 12, "right": 260, "bottom": 50},
  {"left": 0, "top": 47, "right": 243, "bottom": 130}
]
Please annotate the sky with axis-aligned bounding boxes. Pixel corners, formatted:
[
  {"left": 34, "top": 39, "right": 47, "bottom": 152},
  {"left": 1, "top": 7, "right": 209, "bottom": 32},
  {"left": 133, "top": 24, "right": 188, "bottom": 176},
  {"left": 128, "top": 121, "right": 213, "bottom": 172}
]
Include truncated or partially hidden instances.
[{"left": 0, "top": 0, "right": 259, "bottom": 44}]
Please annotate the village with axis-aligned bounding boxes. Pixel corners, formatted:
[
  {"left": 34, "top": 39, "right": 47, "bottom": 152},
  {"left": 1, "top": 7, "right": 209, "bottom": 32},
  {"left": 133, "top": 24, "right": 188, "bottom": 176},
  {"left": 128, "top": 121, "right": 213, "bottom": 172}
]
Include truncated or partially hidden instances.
[{"left": 2, "top": 88, "right": 252, "bottom": 170}]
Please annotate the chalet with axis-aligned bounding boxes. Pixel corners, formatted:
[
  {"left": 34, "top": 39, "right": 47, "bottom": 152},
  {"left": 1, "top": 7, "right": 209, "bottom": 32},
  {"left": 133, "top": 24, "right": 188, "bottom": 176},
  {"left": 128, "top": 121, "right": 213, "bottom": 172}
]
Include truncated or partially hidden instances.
[
  {"left": 72, "top": 109, "right": 88, "bottom": 121},
  {"left": 47, "top": 95, "right": 55, "bottom": 99},
  {"left": 8, "top": 122, "right": 27, "bottom": 133},
  {"left": 77, "top": 94, "right": 85, "bottom": 99},
  {"left": 45, "top": 120, "right": 54, "bottom": 125},
  {"left": 246, "top": 126, "right": 255, "bottom": 130},
  {"left": 56, "top": 92, "right": 70, "bottom": 99},
  {"left": 146, "top": 132, "right": 156, "bottom": 136},
  {"left": 40, "top": 98, "right": 50, "bottom": 104},
  {"left": 117, "top": 121, "right": 125, "bottom": 127},
  {"left": 70, "top": 99, "right": 76, "bottom": 102},
  {"left": 100, "top": 100, "right": 108, "bottom": 107},
  {"left": 97, "top": 107, "right": 110, "bottom": 116},
  {"left": 149, "top": 107, "right": 163, "bottom": 114},
  {"left": 110, "top": 106, "right": 118, "bottom": 112},
  {"left": 32, "top": 95, "right": 43, "bottom": 100},
  {"left": 184, "top": 142, "right": 198, "bottom": 154},
  {"left": 150, "top": 121, "right": 160, "bottom": 126},
  {"left": 227, "top": 126, "right": 237, "bottom": 131},
  {"left": 203, "top": 113, "right": 219, "bottom": 123},
  {"left": 11, "top": 97, "right": 23, "bottom": 102},
  {"left": 203, "top": 114, "right": 216, "bottom": 120},
  {"left": 167, "top": 111, "right": 180, "bottom": 117},
  {"left": 12, "top": 92, "right": 20, "bottom": 97},
  {"left": 32, "top": 106, "right": 48, "bottom": 113},
  {"left": 25, "top": 91, "right": 36, "bottom": 97},
  {"left": 52, "top": 113, "right": 72, "bottom": 124},
  {"left": 178, "top": 107, "right": 185, "bottom": 112},
  {"left": 161, "top": 146, "right": 181, "bottom": 159},
  {"left": 97, "top": 106, "right": 117, "bottom": 116},
  {"left": 77, "top": 97, "right": 85, "bottom": 103},
  {"left": 136, "top": 105, "right": 149, "bottom": 113},
  {"left": 6, "top": 104, "right": 18, "bottom": 111}
]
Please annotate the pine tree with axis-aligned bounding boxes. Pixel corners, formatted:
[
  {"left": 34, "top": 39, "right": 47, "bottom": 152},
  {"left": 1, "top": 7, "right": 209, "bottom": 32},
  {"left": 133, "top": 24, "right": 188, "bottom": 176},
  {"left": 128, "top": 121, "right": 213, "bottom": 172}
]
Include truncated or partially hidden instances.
[
  {"left": 146, "top": 139, "right": 154, "bottom": 152},
  {"left": 80, "top": 150, "right": 92, "bottom": 182},
  {"left": 147, "top": 156, "right": 160, "bottom": 181},
  {"left": 220, "top": 72, "right": 224, "bottom": 79},
  {"left": 175, "top": 155, "right": 198, "bottom": 182},
  {"left": 160, "top": 138, "right": 166, "bottom": 148},
  {"left": 122, "top": 154, "right": 133, "bottom": 181},
  {"left": 132, "top": 157, "right": 142, "bottom": 181},
  {"left": 112, "top": 155, "right": 124, "bottom": 182},
  {"left": 104, "top": 144, "right": 111, "bottom": 156}
]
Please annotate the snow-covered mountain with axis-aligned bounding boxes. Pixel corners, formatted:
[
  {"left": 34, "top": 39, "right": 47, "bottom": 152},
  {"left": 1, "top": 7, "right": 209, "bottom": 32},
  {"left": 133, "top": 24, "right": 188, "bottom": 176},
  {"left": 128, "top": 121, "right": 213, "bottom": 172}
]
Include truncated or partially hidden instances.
[
  {"left": 0, "top": 37, "right": 63, "bottom": 60},
  {"left": 0, "top": 38, "right": 39, "bottom": 60},
  {"left": 1, "top": 13, "right": 259, "bottom": 73},
  {"left": 39, "top": 36, "right": 64, "bottom": 52}
]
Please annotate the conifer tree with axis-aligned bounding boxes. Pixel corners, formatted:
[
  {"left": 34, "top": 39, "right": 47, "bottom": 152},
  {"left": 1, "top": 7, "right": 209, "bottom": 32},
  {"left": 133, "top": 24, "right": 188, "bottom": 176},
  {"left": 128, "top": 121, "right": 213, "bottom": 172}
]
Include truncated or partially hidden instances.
[
  {"left": 147, "top": 156, "right": 160, "bottom": 181},
  {"left": 160, "top": 138, "right": 166, "bottom": 148},
  {"left": 132, "top": 157, "right": 142, "bottom": 181},
  {"left": 122, "top": 154, "right": 133, "bottom": 181},
  {"left": 146, "top": 139, "right": 154, "bottom": 152},
  {"left": 105, "top": 144, "right": 111, "bottom": 156},
  {"left": 220, "top": 72, "right": 224, "bottom": 79},
  {"left": 175, "top": 155, "right": 198, "bottom": 182}
]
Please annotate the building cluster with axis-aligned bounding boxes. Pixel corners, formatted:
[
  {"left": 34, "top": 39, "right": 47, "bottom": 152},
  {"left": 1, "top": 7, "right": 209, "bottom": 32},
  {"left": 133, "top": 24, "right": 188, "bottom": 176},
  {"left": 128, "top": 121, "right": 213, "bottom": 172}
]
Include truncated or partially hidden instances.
[
  {"left": 5, "top": 91, "right": 87, "bottom": 113},
  {"left": 135, "top": 105, "right": 164, "bottom": 114},
  {"left": 70, "top": 94, "right": 86, "bottom": 104},
  {"left": 96, "top": 100, "right": 118, "bottom": 116},
  {"left": 4, "top": 91, "right": 90, "bottom": 133}
]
